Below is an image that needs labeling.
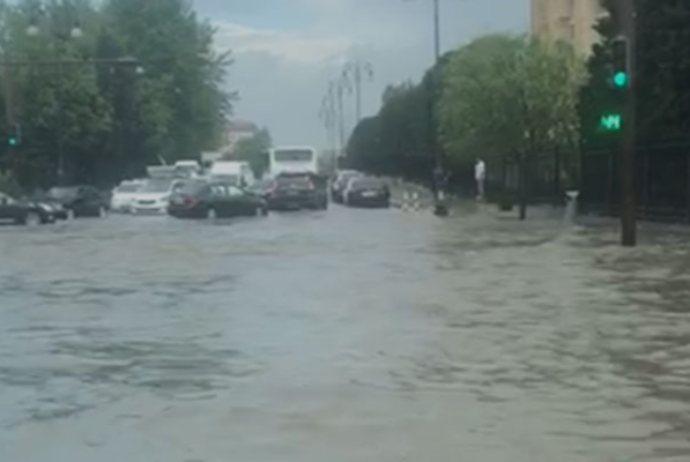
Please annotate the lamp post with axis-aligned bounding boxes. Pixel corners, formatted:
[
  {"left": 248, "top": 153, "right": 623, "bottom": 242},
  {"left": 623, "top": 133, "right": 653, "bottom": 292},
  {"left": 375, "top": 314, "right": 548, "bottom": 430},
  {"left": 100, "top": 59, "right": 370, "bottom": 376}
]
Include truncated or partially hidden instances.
[{"left": 430, "top": 0, "right": 448, "bottom": 215}]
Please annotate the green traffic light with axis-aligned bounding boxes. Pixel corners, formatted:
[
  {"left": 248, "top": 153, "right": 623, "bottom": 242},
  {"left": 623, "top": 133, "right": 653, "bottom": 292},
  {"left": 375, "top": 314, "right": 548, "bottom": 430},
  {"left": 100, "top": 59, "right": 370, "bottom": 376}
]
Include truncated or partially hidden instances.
[
  {"left": 600, "top": 114, "right": 622, "bottom": 131},
  {"left": 612, "top": 71, "right": 628, "bottom": 88},
  {"left": 8, "top": 137, "right": 18, "bottom": 147}
]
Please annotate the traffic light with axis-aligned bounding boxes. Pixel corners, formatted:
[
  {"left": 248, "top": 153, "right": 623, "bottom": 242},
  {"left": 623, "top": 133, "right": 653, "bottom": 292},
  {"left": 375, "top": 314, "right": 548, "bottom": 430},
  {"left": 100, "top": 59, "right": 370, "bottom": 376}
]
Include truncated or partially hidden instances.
[
  {"left": 600, "top": 113, "right": 622, "bottom": 132},
  {"left": 6, "top": 124, "right": 21, "bottom": 147},
  {"left": 609, "top": 38, "right": 629, "bottom": 89}
]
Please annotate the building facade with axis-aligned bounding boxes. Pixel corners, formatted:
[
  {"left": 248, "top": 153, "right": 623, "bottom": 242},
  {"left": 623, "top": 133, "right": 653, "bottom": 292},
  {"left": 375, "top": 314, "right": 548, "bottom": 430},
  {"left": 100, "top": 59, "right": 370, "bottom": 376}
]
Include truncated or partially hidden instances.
[
  {"left": 531, "top": 0, "right": 604, "bottom": 56},
  {"left": 224, "top": 119, "right": 259, "bottom": 155}
]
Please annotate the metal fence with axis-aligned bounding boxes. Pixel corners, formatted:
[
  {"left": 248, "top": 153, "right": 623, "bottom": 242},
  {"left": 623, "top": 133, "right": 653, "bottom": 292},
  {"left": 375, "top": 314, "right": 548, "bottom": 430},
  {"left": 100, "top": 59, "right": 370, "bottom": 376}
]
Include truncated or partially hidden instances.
[
  {"left": 499, "top": 151, "right": 580, "bottom": 204},
  {"left": 580, "top": 142, "right": 690, "bottom": 222}
]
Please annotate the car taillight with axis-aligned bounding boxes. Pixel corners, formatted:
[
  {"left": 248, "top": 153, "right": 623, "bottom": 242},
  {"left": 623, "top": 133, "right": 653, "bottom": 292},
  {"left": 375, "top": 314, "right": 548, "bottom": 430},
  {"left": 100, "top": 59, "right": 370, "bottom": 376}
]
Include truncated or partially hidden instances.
[{"left": 184, "top": 195, "right": 198, "bottom": 207}]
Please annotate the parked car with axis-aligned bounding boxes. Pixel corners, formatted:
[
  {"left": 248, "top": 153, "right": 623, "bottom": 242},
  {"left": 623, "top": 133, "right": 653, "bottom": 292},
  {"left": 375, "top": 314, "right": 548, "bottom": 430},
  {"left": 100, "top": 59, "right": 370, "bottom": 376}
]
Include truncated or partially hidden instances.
[
  {"left": 0, "top": 191, "right": 55, "bottom": 225},
  {"left": 110, "top": 180, "right": 143, "bottom": 213},
  {"left": 331, "top": 170, "right": 362, "bottom": 203},
  {"left": 131, "top": 178, "right": 185, "bottom": 215},
  {"left": 45, "top": 186, "right": 109, "bottom": 218},
  {"left": 268, "top": 174, "right": 328, "bottom": 210},
  {"left": 247, "top": 178, "right": 275, "bottom": 201},
  {"left": 168, "top": 180, "right": 268, "bottom": 219},
  {"left": 343, "top": 178, "right": 391, "bottom": 208}
]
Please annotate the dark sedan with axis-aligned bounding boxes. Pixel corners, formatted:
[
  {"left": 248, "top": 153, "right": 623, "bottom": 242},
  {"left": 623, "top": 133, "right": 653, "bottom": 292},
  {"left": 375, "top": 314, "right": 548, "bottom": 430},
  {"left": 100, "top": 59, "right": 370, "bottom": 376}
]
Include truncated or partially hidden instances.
[
  {"left": 45, "top": 186, "right": 109, "bottom": 219},
  {"left": 168, "top": 180, "right": 268, "bottom": 219},
  {"left": 0, "top": 191, "right": 54, "bottom": 225},
  {"left": 343, "top": 178, "right": 391, "bottom": 208},
  {"left": 268, "top": 175, "right": 328, "bottom": 211},
  {"left": 331, "top": 170, "right": 361, "bottom": 203}
]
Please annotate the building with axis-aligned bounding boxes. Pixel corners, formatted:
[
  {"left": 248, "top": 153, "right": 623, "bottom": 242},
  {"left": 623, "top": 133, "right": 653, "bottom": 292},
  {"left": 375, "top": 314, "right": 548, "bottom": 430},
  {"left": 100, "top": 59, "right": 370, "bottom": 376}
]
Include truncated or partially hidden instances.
[
  {"left": 224, "top": 119, "right": 258, "bottom": 155},
  {"left": 531, "top": 0, "right": 605, "bottom": 56}
]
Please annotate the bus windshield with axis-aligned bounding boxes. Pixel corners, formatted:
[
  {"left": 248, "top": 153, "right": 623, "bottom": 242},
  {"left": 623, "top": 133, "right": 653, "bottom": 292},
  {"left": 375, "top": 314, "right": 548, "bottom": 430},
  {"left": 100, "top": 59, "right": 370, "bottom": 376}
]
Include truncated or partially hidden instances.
[{"left": 273, "top": 149, "right": 313, "bottom": 162}]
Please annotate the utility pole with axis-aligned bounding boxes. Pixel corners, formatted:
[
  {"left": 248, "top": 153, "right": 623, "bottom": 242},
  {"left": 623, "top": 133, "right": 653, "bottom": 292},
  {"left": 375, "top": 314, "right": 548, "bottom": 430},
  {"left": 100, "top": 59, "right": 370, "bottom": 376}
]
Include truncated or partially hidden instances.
[
  {"left": 343, "top": 60, "right": 374, "bottom": 124},
  {"left": 336, "top": 77, "right": 350, "bottom": 156},
  {"left": 433, "top": 0, "right": 441, "bottom": 62},
  {"left": 619, "top": 0, "right": 637, "bottom": 247}
]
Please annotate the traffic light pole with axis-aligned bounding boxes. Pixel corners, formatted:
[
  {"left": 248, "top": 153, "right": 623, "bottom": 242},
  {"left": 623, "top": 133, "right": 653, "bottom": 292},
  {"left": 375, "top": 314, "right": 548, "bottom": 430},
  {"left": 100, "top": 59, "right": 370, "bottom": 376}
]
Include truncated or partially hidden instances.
[{"left": 620, "top": 0, "right": 637, "bottom": 247}]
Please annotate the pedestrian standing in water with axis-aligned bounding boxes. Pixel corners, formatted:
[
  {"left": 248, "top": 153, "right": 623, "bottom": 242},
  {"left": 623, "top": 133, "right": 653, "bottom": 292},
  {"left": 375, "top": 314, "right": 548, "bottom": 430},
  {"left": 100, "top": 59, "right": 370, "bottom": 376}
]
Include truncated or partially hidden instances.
[{"left": 475, "top": 158, "right": 486, "bottom": 201}]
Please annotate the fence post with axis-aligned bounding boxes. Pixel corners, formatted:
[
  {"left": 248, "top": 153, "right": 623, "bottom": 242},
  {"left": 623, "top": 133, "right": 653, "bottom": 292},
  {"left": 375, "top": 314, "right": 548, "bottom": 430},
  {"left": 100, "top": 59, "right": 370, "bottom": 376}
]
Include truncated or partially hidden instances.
[
  {"left": 642, "top": 150, "right": 649, "bottom": 219},
  {"left": 608, "top": 149, "right": 616, "bottom": 216},
  {"left": 553, "top": 147, "right": 561, "bottom": 205},
  {"left": 687, "top": 152, "right": 690, "bottom": 223}
]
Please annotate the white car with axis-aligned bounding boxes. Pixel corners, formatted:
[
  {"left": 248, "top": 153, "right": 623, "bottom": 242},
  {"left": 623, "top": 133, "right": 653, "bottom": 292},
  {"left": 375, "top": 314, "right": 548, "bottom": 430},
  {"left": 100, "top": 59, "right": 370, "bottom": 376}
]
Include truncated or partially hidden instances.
[
  {"left": 110, "top": 181, "right": 143, "bottom": 213},
  {"left": 131, "top": 178, "right": 185, "bottom": 215}
]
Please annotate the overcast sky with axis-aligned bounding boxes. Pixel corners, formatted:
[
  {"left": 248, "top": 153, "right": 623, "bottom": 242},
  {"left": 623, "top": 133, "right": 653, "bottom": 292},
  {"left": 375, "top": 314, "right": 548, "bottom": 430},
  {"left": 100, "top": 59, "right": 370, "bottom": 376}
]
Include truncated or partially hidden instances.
[{"left": 195, "top": 0, "right": 529, "bottom": 147}]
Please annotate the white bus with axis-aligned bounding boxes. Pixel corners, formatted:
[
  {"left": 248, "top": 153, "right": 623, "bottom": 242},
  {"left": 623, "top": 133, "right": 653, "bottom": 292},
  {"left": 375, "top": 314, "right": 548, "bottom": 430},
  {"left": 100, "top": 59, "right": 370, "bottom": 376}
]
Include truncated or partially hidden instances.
[{"left": 269, "top": 146, "right": 319, "bottom": 178}]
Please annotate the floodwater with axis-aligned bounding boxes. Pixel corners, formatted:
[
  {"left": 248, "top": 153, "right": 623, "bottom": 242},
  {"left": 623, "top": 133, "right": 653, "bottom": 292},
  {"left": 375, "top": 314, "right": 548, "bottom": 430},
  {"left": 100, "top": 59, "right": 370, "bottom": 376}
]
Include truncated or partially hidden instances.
[{"left": 1, "top": 205, "right": 690, "bottom": 462}]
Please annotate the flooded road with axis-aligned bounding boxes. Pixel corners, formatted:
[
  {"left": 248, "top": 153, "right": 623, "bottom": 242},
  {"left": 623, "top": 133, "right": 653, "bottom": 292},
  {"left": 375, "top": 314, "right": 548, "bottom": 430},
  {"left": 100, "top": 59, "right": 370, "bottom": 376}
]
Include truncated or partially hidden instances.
[{"left": 1, "top": 206, "right": 690, "bottom": 462}]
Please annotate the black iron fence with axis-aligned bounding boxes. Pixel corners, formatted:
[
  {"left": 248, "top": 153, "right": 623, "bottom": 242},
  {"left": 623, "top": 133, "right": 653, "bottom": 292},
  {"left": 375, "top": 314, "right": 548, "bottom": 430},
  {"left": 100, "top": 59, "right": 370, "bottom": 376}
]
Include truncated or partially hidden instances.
[
  {"left": 498, "top": 150, "right": 580, "bottom": 204},
  {"left": 580, "top": 142, "right": 690, "bottom": 222}
]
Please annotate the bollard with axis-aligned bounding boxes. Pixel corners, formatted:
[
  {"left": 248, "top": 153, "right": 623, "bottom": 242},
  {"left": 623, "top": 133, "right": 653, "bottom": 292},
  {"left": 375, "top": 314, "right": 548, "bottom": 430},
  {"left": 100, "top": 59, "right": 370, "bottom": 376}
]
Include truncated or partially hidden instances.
[
  {"left": 402, "top": 192, "right": 410, "bottom": 212},
  {"left": 564, "top": 190, "right": 580, "bottom": 225},
  {"left": 412, "top": 192, "right": 420, "bottom": 211}
]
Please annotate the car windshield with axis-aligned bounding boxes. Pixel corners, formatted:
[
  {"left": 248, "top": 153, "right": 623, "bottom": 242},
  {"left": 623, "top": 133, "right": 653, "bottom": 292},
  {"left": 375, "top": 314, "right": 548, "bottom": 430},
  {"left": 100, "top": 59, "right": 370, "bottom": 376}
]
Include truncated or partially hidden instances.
[
  {"left": 210, "top": 174, "right": 240, "bottom": 186},
  {"left": 178, "top": 180, "right": 208, "bottom": 195},
  {"left": 274, "top": 149, "right": 313, "bottom": 162},
  {"left": 48, "top": 187, "right": 78, "bottom": 199},
  {"left": 116, "top": 184, "right": 140, "bottom": 193},
  {"left": 277, "top": 177, "right": 311, "bottom": 188},
  {"left": 352, "top": 179, "right": 385, "bottom": 189},
  {"left": 142, "top": 179, "right": 173, "bottom": 193}
]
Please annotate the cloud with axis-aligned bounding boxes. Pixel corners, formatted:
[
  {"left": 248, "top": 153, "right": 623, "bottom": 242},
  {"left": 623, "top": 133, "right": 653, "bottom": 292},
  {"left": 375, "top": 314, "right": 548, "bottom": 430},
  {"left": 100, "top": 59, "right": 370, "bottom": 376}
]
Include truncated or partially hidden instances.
[
  {"left": 215, "top": 22, "right": 356, "bottom": 66},
  {"left": 205, "top": 0, "right": 530, "bottom": 146}
]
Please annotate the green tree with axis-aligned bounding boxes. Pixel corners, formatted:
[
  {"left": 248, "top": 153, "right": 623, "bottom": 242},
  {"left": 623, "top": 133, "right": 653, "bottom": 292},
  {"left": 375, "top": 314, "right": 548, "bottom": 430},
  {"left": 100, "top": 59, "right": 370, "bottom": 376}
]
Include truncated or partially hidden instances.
[
  {"left": 0, "top": 0, "right": 233, "bottom": 189},
  {"left": 439, "top": 34, "right": 585, "bottom": 218},
  {"left": 347, "top": 77, "right": 435, "bottom": 183}
]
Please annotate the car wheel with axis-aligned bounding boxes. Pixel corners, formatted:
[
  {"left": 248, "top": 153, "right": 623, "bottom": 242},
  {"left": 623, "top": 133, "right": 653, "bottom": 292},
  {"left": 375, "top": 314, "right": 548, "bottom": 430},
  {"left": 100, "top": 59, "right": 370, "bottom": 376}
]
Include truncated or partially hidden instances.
[{"left": 23, "top": 211, "right": 42, "bottom": 226}]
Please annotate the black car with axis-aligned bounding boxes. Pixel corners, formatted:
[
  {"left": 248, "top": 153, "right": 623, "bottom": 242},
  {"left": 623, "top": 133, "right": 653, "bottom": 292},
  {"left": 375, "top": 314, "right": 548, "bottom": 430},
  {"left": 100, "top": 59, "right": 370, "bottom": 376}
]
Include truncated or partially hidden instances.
[
  {"left": 343, "top": 178, "right": 391, "bottom": 208},
  {"left": 268, "top": 174, "right": 328, "bottom": 210},
  {"left": 0, "top": 191, "right": 54, "bottom": 225},
  {"left": 45, "top": 186, "right": 108, "bottom": 219},
  {"left": 246, "top": 179, "right": 275, "bottom": 201},
  {"left": 331, "top": 170, "right": 362, "bottom": 203},
  {"left": 168, "top": 180, "right": 268, "bottom": 219}
]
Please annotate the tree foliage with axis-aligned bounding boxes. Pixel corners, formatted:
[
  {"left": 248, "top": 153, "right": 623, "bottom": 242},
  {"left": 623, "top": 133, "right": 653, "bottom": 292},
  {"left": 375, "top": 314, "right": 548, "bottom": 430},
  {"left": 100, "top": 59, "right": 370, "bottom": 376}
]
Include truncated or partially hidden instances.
[
  {"left": 439, "top": 34, "right": 585, "bottom": 169},
  {"left": 0, "top": 0, "right": 233, "bottom": 189},
  {"left": 347, "top": 74, "right": 435, "bottom": 183},
  {"left": 347, "top": 33, "right": 585, "bottom": 205}
]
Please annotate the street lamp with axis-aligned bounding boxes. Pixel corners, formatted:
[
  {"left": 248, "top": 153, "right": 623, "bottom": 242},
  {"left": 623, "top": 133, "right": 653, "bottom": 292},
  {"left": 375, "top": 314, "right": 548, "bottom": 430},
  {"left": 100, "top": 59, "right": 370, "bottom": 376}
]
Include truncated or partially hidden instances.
[{"left": 405, "top": 0, "right": 447, "bottom": 215}]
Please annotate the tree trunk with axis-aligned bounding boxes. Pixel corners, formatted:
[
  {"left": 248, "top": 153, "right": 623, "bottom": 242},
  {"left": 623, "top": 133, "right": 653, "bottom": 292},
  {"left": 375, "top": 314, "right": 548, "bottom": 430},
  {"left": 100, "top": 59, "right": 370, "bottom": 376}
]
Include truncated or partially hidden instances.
[{"left": 519, "top": 153, "right": 528, "bottom": 220}]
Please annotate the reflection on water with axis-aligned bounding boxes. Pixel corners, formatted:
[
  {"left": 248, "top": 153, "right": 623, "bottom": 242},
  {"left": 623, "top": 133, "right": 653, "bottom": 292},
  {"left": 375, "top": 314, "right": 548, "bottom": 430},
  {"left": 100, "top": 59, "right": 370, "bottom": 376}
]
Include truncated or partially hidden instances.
[{"left": 1, "top": 209, "right": 689, "bottom": 461}]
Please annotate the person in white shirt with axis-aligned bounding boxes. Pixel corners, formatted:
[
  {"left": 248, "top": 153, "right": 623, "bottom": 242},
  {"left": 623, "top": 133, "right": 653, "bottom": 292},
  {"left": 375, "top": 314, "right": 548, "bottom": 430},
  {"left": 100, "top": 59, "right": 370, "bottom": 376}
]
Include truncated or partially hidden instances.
[{"left": 475, "top": 158, "right": 486, "bottom": 200}]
